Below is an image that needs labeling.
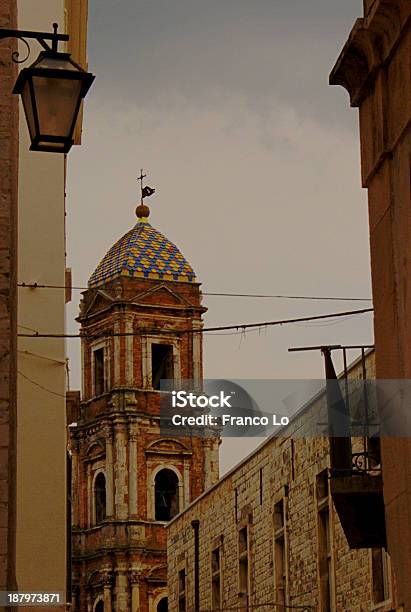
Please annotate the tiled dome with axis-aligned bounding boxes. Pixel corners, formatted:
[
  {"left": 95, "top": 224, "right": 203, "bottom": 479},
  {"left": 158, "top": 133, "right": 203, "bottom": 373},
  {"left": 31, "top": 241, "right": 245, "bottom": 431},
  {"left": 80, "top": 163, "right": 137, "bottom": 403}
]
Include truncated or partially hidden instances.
[{"left": 88, "top": 222, "right": 196, "bottom": 288}]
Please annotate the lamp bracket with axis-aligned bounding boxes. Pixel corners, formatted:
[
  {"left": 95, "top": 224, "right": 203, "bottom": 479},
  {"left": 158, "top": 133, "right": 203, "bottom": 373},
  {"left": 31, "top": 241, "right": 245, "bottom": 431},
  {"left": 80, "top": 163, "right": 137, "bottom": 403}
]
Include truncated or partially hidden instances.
[{"left": 0, "top": 23, "right": 69, "bottom": 64}]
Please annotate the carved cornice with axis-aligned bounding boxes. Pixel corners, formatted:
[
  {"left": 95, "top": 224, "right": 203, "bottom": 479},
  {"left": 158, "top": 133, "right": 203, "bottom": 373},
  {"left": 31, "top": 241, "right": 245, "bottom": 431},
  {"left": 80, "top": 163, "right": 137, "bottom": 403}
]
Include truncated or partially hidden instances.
[{"left": 329, "top": 1, "right": 409, "bottom": 106}]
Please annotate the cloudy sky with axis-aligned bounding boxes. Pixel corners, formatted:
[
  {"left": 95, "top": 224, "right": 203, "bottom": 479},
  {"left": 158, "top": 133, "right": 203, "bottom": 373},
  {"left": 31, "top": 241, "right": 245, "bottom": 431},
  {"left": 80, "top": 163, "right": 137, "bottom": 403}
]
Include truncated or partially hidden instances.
[{"left": 66, "top": 0, "right": 372, "bottom": 473}]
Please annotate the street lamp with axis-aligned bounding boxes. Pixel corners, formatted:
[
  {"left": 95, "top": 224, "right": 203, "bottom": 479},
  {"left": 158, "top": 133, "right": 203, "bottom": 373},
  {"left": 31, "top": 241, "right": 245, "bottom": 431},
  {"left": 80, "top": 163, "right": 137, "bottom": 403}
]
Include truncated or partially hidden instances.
[{"left": 0, "top": 23, "right": 95, "bottom": 153}]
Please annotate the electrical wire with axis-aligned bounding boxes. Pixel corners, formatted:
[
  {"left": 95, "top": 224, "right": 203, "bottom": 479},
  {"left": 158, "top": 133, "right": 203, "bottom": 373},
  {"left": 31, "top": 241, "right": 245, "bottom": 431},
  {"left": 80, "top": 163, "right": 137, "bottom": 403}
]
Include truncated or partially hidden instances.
[
  {"left": 17, "top": 283, "right": 372, "bottom": 302},
  {"left": 291, "top": 315, "right": 355, "bottom": 328},
  {"left": 18, "top": 324, "right": 40, "bottom": 333},
  {"left": 203, "top": 292, "right": 371, "bottom": 302},
  {"left": 18, "top": 349, "right": 66, "bottom": 365},
  {"left": 19, "top": 282, "right": 86, "bottom": 290},
  {"left": 17, "top": 307, "right": 373, "bottom": 339},
  {"left": 18, "top": 370, "right": 67, "bottom": 398},
  {"left": 208, "top": 314, "right": 358, "bottom": 336}
]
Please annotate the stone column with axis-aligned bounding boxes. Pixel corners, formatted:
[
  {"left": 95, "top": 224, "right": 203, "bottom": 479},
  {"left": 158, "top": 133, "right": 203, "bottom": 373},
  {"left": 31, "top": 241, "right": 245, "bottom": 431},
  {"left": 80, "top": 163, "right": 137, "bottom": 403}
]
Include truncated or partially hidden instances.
[
  {"left": 113, "top": 318, "right": 121, "bottom": 387},
  {"left": 183, "top": 459, "right": 190, "bottom": 507},
  {"left": 80, "top": 335, "right": 86, "bottom": 398},
  {"left": 203, "top": 438, "right": 220, "bottom": 490},
  {"left": 128, "top": 426, "right": 138, "bottom": 517},
  {"left": 71, "top": 584, "right": 80, "bottom": 612},
  {"left": 114, "top": 421, "right": 128, "bottom": 519},
  {"left": 148, "top": 471, "right": 155, "bottom": 520},
  {"left": 71, "top": 441, "right": 79, "bottom": 527},
  {"left": 79, "top": 439, "right": 87, "bottom": 529},
  {"left": 191, "top": 319, "right": 203, "bottom": 390},
  {"left": 86, "top": 592, "right": 92, "bottom": 612},
  {"left": 129, "top": 571, "right": 141, "bottom": 612},
  {"left": 79, "top": 572, "right": 88, "bottom": 612},
  {"left": 105, "top": 426, "right": 114, "bottom": 517},
  {"left": 102, "top": 571, "right": 113, "bottom": 612},
  {"left": 114, "top": 559, "right": 129, "bottom": 612},
  {"left": 141, "top": 336, "right": 150, "bottom": 388},
  {"left": 125, "top": 316, "right": 134, "bottom": 386},
  {"left": 87, "top": 464, "right": 92, "bottom": 527}
]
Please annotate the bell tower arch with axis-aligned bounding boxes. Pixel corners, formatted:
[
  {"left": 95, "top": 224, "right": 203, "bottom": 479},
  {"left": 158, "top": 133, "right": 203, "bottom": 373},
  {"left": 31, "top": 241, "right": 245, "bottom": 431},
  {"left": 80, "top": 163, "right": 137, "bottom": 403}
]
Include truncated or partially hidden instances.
[{"left": 70, "top": 192, "right": 219, "bottom": 611}]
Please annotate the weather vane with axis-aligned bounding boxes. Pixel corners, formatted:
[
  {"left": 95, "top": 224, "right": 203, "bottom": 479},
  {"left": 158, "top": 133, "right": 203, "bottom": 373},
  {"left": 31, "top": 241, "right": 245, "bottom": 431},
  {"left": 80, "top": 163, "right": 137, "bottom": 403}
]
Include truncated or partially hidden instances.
[{"left": 137, "top": 168, "right": 156, "bottom": 205}]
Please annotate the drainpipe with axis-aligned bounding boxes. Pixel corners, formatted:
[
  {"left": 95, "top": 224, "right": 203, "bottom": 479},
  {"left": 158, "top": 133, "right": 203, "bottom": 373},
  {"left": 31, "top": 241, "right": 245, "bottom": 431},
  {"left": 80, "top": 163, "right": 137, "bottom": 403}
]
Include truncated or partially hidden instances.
[{"left": 191, "top": 520, "right": 200, "bottom": 611}]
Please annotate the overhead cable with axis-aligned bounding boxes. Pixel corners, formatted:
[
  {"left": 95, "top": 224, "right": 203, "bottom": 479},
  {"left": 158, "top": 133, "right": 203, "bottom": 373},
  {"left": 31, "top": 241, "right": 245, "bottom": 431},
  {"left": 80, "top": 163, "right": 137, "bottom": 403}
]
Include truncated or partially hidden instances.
[
  {"left": 17, "top": 307, "right": 373, "bottom": 339},
  {"left": 17, "top": 283, "right": 372, "bottom": 302}
]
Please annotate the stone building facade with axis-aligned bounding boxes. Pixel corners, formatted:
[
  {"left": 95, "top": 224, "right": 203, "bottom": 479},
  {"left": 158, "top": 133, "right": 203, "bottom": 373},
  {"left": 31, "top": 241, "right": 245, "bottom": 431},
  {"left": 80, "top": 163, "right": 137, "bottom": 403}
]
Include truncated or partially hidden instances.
[
  {"left": 330, "top": 1, "right": 411, "bottom": 607},
  {"left": 168, "top": 350, "right": 400, "bottom": 612},
  {"left": 69, "top": 201, "right": 219, "bottom": 612},
  {"left": 16, "top": 0, "right": 91, "bottom": 600},
  {"left": 0, "top": 0, "right": 18, "bottom": 593}
]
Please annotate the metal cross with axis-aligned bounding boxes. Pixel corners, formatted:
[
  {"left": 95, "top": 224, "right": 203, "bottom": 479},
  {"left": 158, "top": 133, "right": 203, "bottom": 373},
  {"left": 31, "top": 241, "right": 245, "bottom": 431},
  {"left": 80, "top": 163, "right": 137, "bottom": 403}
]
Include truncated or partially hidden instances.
[{"left": 137, "top": 169, "right": 146, "bottom": 202}]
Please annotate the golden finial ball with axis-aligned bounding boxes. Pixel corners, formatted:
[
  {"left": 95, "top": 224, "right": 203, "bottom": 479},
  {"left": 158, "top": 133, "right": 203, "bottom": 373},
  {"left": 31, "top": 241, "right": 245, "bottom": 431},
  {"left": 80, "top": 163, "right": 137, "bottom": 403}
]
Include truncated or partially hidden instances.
[{"left": 136, "top": 203, "right": 150, "bottom": 219}]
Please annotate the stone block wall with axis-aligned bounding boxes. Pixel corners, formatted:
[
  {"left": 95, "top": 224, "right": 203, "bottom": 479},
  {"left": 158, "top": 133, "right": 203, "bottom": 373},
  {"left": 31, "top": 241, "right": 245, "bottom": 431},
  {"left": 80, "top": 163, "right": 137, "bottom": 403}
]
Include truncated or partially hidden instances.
[
  {"left": 0, "top": 0, "right": 18, "bottom": 592},
  {"left": 330, "top": 2, "right": 411, "bottom": 605},
  {"left": 168, "top": 352, "right": 398, "bottom": 611}
]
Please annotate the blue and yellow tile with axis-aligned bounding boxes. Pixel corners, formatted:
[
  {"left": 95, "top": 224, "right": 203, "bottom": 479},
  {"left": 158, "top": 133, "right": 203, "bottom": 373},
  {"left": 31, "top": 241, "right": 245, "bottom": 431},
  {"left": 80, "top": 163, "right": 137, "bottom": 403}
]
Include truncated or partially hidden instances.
[{"left": 88, "top": 222, "right": 196, "bottom": 288}]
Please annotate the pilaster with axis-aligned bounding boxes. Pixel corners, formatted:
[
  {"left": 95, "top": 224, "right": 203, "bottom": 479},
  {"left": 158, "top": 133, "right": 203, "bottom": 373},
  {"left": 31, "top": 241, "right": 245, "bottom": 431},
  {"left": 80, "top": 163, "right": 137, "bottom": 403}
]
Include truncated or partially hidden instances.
[
  {"left": 114, "top": 558, "right": 129, "bottom": 612},
  {"left": 86, "top": 464, "right": 92, "bottom": 528},
  {"left": 102, "top": 570, "right": 114, "bottom": 612},
  {"left": 129, "top": 570, "right": 142, "bottom": 612},
  {"left": 114, "top": 421, "right": 128, "bottom": 519},
  {"left": 104, "top": 425, "right": 114, "bottom": 517},
  {"left": 192, "top": 319, "right": 203, "bottom": 389},
  {"left": 125, "top": 315, "right": 134, "bottom": 386},
  {"left": 183, "top": 460, "right": 190, "bottom": 507},
  {"left": 128, "top": 424, "right": 138, "bottom": 517},
  {"left": 71, "top": 440, "right": 79, "bottom": 527},
  {"left": 113, "top": 317, "right": 121, "bottom": 386}
]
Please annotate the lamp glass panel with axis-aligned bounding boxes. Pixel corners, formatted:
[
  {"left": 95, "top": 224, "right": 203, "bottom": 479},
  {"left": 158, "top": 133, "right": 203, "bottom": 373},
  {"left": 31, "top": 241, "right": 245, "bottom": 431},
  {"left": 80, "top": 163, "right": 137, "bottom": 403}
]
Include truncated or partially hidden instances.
[
  {"left": 32, "top": 75, "right": 82, "bottom": 138},
  {"left": 20, "top": 79, "right": 36, "bottom": 139}
]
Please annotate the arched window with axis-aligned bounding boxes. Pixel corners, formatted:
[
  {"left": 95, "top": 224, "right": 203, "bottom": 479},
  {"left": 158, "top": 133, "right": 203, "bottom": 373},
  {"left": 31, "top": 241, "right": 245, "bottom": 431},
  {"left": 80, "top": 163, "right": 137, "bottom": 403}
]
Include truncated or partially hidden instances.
[
  {"left": 157, "top": 597, "right": 168, "bottom": 612},
  {"left": 155, "top": 468, "right": 179, "bottom": 521},
  {"left": 95, "top": 472, "right": 106, "bottom": 524},
  {"left": 95, "top": 601, "right": 104, "bottom": 612}
]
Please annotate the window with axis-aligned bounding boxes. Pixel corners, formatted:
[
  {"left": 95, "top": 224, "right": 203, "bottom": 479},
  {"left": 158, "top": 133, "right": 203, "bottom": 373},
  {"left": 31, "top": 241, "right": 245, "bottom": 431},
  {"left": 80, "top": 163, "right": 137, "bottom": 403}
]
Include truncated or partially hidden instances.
[
  {"left": 94, "top": 347, "right": 105, "bottom": 396},
  {"left": 371, "top": 548, "right": 390, "bottom": 605},
  {"left": 211, "top": 546, "right": 222, "bottom": 609},
  {"left": 273, "top": 500, "right": 287, "bottom": 609},
  {"left": 152, "top": 343, "right": 174, "bottom": 390},
  {"left": 238, "top": 526, "right": 250, "bottom": 600},
  {"left": 94, "top": 472, "right": 106, "bottom": 524},
  {"left": 178, "top": 568, "right": 186, "bottom": 612},
  {"left": 157, "top": 597, "right": 168, "bottom": 612},
  {"left": 316, "top": 471, "right": 334, "bottom": 612},
  {"left": 95, "top": 600, "right": 104, "bottom": 612},
  {"left": 155, "top": 468, "right": 179, "bottom": 521},
  {"left": 317, "top": 470, "right": 329, "bottom": 500}
]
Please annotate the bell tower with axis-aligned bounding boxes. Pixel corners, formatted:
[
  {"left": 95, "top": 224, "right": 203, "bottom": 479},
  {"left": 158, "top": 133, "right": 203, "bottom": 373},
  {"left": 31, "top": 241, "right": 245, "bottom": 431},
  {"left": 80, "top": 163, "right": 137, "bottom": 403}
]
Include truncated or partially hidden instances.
[{"left": 69, "top": 185, "right": 219, "bottom": 612}]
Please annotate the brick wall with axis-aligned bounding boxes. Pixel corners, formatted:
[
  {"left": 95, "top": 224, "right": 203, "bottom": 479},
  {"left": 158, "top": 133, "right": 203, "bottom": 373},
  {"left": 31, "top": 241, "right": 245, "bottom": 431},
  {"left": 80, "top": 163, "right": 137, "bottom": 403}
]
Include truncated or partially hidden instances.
[
  {"left": 71, "top": 273, "right": 217, "bottom": 611},
  {"left": 0, "top": 0, "right": 18, "bottom": 593}
]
